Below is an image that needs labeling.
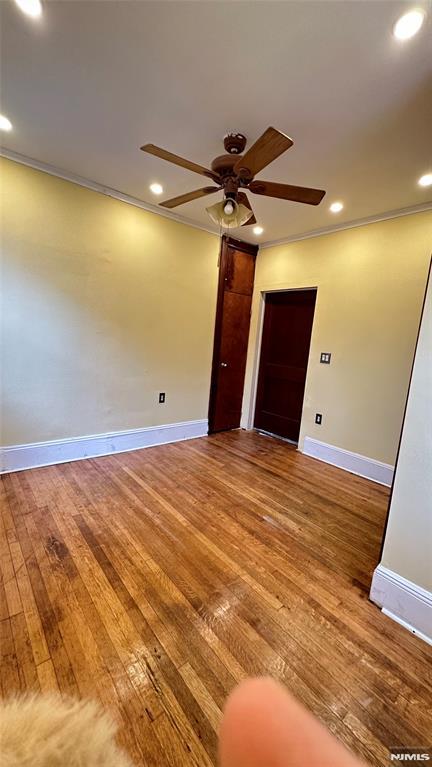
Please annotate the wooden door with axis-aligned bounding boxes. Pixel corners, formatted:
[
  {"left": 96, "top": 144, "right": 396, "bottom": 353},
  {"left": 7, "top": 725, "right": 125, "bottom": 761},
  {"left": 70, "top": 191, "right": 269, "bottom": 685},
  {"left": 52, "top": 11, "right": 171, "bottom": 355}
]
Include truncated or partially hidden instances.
[
  {"left": 254, "top": 289, "right": 316, "bottom": 442},
  {"left": 208, "top": 237, "right": 257, "bottom": 433}
]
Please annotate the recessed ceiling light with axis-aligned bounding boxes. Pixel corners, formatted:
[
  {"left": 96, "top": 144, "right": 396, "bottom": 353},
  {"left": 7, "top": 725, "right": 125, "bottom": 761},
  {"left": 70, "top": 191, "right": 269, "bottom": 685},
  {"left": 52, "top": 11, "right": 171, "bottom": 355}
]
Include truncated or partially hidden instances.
[
  {"left": 393, "top": 9, "right": 425, "bottom": 40},
  {"left": 14, "top": 0, "right": 42, "bottom": 17},
  {"left": 253, "top": 226, "right": 264, "bottom": 236},
  {"left": 418, "top": 173, "right": 432, "bottom": 187},
  {"left": 329, "top": 201, "right": 343, "bottom": 213},
  {"left": 150, "top": 183, "right": 163, "bottom": 195},
  {"left": 0, "top": 114, "right": 13, "bottom": 132}
]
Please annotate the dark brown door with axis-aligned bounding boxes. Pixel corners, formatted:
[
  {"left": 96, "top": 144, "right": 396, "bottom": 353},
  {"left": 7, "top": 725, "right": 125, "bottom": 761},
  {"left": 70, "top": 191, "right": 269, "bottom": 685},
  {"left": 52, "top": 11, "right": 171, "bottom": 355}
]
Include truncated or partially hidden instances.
[
  {"left": 254, "top": 289, "right": 316, "bottom": 442},
  {"left": 209, "top": 237, "right": 257, "bottom": 433}
]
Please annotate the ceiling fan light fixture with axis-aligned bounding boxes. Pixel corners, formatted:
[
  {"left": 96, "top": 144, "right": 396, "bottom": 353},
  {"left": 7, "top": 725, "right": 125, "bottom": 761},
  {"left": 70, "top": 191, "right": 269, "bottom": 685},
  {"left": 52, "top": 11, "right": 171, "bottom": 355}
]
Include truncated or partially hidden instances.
[{"left": 206, "top": 199, "right": 253, "bottom": 229}]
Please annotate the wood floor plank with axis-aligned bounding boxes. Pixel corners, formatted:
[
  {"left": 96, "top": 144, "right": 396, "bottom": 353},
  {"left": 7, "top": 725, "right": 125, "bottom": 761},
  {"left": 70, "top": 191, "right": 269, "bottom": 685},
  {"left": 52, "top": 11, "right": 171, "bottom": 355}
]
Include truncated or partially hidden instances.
[
  {"left": 0, "top": 485, "right": 22, "bottom": 619},
  {"left": 10, "top": 611, "right": 40, "bottom": 693},
  {"left": 6, "top": 483, "right": 79, "bottom": 696},
  {"left": 4, "top": 522, "right": 50, "bottom": 668},
  {"left": 178, "top": 662, "right": 223, "bottom": 734},
  {"left": 36, "top": 658, "right": 60, "bottom": 693},
  {"left": 152, "top": 712, "right": 202, "bottom": 767},
  {"left": 0, "top": 617, "right": 21, "bottom": 695},
  {"left": 1, "top": 430, "right": 431, "bottom": 766}
]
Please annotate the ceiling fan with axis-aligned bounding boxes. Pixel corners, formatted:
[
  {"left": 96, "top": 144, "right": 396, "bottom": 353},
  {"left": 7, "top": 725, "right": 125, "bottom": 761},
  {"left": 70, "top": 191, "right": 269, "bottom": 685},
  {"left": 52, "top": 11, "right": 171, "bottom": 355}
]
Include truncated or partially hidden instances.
[{"left": 140, "top": 127, "right": 326, "bottom": 227}]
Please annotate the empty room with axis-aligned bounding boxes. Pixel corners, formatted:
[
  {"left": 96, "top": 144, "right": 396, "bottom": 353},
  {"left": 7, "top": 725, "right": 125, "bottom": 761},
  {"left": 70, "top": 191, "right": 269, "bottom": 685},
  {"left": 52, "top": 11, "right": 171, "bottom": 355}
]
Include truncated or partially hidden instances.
[{"left": 0, "top": 1, "right": 431, "bottom": 765}]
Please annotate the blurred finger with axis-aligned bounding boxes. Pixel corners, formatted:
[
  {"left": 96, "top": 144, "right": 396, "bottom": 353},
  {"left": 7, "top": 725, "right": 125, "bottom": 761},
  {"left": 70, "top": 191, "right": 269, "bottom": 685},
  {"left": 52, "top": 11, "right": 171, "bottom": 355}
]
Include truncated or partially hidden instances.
[{"left": 219, "top": 677, "right": 366, "bottom": 767}]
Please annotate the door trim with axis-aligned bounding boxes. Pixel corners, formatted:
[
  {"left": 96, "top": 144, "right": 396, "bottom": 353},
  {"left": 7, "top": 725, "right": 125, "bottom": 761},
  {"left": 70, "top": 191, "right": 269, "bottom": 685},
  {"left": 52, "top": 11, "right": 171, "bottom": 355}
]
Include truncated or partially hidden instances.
[
  {"left": 208, "top": 235, "right": 258, "bottom": 433},
  {"left": 246, "top": 286, "right": 318, "bottom": 435}
]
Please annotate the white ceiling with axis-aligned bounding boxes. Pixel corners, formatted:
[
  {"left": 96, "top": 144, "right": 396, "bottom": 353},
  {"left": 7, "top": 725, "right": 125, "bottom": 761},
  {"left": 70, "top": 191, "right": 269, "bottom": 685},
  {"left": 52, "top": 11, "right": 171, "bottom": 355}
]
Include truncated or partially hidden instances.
[{"left": 1, "top": 0, "right": 431, "bottom": 245}]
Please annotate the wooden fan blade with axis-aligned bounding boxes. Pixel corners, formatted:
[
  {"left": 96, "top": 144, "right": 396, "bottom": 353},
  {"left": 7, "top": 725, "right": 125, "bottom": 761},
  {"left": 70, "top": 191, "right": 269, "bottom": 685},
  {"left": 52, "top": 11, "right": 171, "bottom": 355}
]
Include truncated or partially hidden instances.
[
  {"left": 249, "top": 180, "right": 326, "bottom": 206},
  {"left": 159, "top": 186, "right": 221, "bottom": 208},
  {"left": 234, "top": 127, "right": 293, "bottom": 178},
  {"left": 141, "top": 144, "right": 219, "bottom": 181},
  {"left": 237, "top": 192, "right": 257, "bottom": 225}
]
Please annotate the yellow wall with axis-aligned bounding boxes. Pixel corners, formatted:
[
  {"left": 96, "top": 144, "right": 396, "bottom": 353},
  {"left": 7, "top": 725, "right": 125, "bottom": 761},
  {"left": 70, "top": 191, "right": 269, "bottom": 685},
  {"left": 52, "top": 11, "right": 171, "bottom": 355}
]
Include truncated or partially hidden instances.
[
  {"left": 381, "top": 264, "right": 432, "bottom": 591},
  {"left": 242, "top": 211, "right": 432, "bottom": 465},
  {"left": 0, "top": 158, "right": 220, "bottom": 445},
  {"left": 2, "top": 155, "right": 431, "bottom": 464}
]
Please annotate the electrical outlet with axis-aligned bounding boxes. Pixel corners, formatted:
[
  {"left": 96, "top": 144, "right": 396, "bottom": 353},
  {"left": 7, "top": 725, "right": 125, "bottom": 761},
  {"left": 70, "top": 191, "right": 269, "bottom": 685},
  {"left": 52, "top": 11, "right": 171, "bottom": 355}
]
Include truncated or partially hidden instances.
[
  {"left": 158, "top": 392, "right": 165, "bottom": 404},
  {"left": 315, "top": 413, "right": 322, "bottom": 425},
  {"left": 320, "top": 352, "right": 331, "bottom": 364}
]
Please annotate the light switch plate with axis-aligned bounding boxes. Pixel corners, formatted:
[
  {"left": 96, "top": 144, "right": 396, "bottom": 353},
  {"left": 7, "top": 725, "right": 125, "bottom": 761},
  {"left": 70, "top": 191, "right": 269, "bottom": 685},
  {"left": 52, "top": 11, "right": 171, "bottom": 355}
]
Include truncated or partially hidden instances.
[{"left": 320, "top": 352, "right": 331, "bottom": 364}]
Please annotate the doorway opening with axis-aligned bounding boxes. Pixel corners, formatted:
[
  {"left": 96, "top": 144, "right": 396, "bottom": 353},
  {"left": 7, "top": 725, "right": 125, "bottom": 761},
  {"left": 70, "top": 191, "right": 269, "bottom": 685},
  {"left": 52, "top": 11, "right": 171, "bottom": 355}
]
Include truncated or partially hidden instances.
[{"left": 254, "top": 288, "right": 317, "bottom": 444}]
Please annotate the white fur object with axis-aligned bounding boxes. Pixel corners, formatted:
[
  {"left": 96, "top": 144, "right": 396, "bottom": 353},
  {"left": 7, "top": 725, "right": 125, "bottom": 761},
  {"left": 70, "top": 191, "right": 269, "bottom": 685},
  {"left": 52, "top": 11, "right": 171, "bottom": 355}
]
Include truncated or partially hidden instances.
[{"left": 0, "top": 694, "right": 133, "bottom": 767}]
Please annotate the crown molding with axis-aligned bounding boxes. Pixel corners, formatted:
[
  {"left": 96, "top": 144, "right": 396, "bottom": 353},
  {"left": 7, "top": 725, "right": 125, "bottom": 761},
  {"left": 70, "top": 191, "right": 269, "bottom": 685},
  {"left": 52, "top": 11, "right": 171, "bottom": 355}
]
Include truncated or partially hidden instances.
[
  {"left": 2, "top": 147, "right": 431, "bottom": 248},
  {"left": 260, "top": 201, "right": 432, "bottom": 249},
  {"left": 0, "top": 147, "right": 220, "bottom": 238}
]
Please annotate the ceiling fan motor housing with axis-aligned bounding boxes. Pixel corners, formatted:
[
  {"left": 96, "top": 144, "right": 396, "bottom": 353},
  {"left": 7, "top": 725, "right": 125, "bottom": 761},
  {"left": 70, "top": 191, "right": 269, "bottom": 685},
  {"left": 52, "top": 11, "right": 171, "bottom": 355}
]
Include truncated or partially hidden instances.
[
  {"left": 212, "top": 134, "right": 249, "bottom": 196},
  {"left": 211, "top": 153, "right": 240, "bottom": 178}
]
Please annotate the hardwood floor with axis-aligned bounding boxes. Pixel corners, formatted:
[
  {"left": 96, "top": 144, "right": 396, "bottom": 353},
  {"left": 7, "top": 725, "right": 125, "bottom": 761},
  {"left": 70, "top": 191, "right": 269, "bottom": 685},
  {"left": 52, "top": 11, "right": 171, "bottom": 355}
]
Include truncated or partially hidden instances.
[{"left": 1, "top": 430, "right": 431, "bottom": 765}]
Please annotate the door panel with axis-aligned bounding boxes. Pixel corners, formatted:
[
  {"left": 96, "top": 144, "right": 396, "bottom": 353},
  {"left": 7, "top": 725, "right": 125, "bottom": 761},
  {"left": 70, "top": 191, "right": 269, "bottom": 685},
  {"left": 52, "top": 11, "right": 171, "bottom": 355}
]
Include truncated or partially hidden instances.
[
  {"left": 225, "top": 248, "right": 256, "bottom": 295},
  {"left": 208, "top": 237, "right": 257, "bottom": 433},
  {"left": 212, "top": 292, "right": 251, "bottom": 432},
  {"left": 254, "top": 290, "right": 316, "bottom": 442}
]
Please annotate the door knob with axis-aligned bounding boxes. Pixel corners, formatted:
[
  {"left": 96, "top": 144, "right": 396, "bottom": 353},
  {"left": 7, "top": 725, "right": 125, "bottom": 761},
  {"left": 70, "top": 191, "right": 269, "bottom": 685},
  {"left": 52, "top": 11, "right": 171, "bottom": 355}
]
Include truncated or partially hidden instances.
[{"left": 220, "top": 362, "right": 228, "bottom": 367}]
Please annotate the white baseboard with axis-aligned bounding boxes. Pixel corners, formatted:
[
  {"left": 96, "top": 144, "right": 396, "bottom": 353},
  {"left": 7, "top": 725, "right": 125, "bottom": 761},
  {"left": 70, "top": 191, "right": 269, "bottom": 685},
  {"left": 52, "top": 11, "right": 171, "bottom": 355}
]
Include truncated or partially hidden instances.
[
  {"left": 0, "top": 419, "right": 208, "bottom": 474},
  {"left": 302, "top": 437, "right": 394, "bottom": 486},
  {"left": 370, "top": 564, "right": 432, "bottom": 646}
]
